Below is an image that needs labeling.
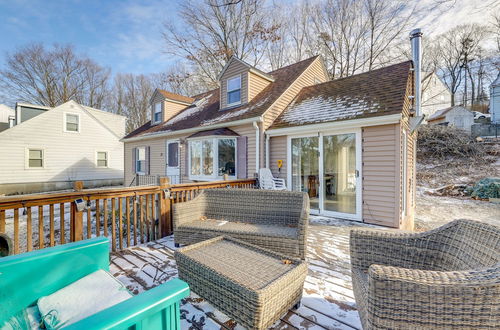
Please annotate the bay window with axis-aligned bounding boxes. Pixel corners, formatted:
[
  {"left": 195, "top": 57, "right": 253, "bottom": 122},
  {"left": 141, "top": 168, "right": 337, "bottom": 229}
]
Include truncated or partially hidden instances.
[{"left": 189, "top": 137, "right": 236, "bottom": 180}]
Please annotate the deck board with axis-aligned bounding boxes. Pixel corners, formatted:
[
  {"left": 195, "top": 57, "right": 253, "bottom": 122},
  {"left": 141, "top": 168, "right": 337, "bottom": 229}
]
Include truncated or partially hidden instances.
[{"left": 110, "top": 216, "right": 381, "bottom": 329}]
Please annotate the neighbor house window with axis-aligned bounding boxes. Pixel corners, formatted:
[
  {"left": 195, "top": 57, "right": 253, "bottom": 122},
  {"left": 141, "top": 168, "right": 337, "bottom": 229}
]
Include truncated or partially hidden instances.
[
  {"left": 136, "top": 147, "right": 146, "bottom": 173},
  {"left": 153, "top": 102, "right": 162, "bottom": 123},
  {"left": 96, "top": 151, "right": 108, "bottom": 167},
  {"left": 28, "top": 149, "right": 43, "bottom": 168},
  {"left": 227, "top": 75, "right": 241, "bottom": 106},
  {"left": 65, "top": 113, "right": 79, "bottom": 132},
  {"left": 189, "top": 137, "right": 236, "bottom": 180}
]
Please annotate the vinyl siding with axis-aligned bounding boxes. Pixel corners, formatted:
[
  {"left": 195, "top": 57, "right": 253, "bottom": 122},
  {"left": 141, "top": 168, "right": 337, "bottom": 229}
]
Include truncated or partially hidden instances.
[
  {"left": 229, "top": 123, "right": 256, "bottom": 178},
  {"left": 164, "top": 101, "right": 188, "bottom": 122},
  {"left": 124, "top": 134, "right": 185, "bottom": 186},
  {"left": 124, "top": 123, "right": 257, "bottom": 185},
  {"left": 220, "top": 60, "right": 249, "bottom": 109},
  {"left": 0, "top": 101, "right": 124, "bottom": 185},
  {"left": 85, "top": 108, "right": 126, "bottom": 137},
  {"left": 269, "top": 136, "right": 287, "bottom": 180},
  {"left": 362, "top": 124, "right": 400, "bottom": 228},
  {"left": 263, "top": 57, "right": 329, "bottom": 129},
  {"left": 248, "top": 71, "right": 271, "bottom": 100}
]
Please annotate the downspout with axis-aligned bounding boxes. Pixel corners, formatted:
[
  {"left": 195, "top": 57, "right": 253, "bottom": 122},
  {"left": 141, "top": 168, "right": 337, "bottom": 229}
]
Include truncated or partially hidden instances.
[
  {"left": 253, "top": 120, "right": 260, "bottom": 173},
  {"left": 265, "top": 134, "right": 270, "bottom": 169}
]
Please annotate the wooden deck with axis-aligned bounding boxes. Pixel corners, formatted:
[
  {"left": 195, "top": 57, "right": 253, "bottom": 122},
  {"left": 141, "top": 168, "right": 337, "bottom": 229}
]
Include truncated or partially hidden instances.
[{"left": 110, "top": 217, "right": 378, "bottom": 330}]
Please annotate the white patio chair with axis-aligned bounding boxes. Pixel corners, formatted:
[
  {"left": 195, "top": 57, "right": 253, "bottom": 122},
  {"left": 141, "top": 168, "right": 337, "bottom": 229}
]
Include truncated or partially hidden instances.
[{"left": 259, "top": 168, "right": 287, "bottom": 190}]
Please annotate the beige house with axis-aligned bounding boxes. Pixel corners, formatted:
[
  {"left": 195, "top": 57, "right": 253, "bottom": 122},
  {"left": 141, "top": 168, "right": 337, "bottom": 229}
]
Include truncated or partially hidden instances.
[{"left": 123, "top": 55, "right": 419, "bottom": 229}]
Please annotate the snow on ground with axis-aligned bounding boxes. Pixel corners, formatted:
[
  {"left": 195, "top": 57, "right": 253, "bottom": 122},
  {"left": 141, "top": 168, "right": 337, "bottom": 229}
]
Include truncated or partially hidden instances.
[{"left": 415, "top": 190, "right": 499, "bottom": 230}]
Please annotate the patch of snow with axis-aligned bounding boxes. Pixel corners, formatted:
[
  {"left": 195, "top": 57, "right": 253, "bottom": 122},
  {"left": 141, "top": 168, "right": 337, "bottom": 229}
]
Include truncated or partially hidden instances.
[
  {"left": 200, "top": 96, "right": 270, "bottom": 126},
  {"left": 278, "top": 95, "right": 380, "bottom": 126},
  {"left": 163, "top": 95, "right": 212, "bottom": 125}
]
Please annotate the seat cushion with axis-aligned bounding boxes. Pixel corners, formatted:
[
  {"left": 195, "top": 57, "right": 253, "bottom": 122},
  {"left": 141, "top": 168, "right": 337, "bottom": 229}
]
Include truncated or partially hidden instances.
[
  {"left": 179, "top": 219, "right": 298, "bottom": 238},
  {"left": 1, "top": 306, "right": 41, "bottom": 330},
  {"left": 37, "top": 269, "right": 132, "bottom": 329}
]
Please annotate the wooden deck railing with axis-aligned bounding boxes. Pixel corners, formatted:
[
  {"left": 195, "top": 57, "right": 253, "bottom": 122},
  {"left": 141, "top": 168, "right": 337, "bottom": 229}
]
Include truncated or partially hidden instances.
[{"left": 0, "top": 178, "right": 256, "bottom": 255}]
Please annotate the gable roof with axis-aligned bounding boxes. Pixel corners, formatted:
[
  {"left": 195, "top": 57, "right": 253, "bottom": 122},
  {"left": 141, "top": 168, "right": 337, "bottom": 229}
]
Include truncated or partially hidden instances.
[
  {"left": 269, "top": 61, "right": 413, "bottom": 129},
  {"left": 156, "top": 89, "right": 195, "bottom": 105},
  {"left": 217, "top": 56, "right": 275, "bottom": 82},
  {"left": 0, "top": 100, "right": 126, "bottom": 138},
  {"left": 427, "top": 106, "right": 470, "bottom": 121},
  {"left": 124, "top": 56, "right": 320, "bottom": 140}
]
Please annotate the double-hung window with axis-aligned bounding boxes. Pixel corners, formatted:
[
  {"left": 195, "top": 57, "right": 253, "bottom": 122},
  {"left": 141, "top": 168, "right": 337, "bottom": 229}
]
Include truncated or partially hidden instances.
[
  {"left": 136, "top": 147, "right": 146, "bottom": 174},
  {"left": 227, "top": 76, "right": 241, "bottom": 106},
  {"left": 28, "top": 149, "right": 44, "bottom": 168},
  {"left": 96, "top": 151, "right": 108, "bottom": 167},
  {"left": 189, "top": 137, "right": 236, "bottom": 180},
  {"left": 153, "top": 102, "right": 162, "bottom": 123},
  {"left": 65, "top": 113, "right": 79, "bottom": 132}
]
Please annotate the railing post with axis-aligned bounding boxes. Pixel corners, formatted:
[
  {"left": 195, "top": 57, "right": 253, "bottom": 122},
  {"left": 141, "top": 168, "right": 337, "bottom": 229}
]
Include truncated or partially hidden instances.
[
  {"left": 159, "top": 177, "right": 172, "bottom": 237},
  {"left": 71, "top": 181, "right": 84, "bottom": 241}
]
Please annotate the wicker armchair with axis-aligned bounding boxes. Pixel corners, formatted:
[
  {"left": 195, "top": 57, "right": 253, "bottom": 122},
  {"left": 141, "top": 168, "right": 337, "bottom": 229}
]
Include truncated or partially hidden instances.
[
  {"left": 350, "top": 219, "right": 500, "bottom": 329},
  {"left": 173, "top": 188, "right": 309, "bottom": 259}
]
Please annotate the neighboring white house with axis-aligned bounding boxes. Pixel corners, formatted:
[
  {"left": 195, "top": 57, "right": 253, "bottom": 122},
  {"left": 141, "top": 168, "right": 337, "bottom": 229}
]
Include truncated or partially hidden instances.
[
  {"left": 427, "top": 106, "right": 474, "bottom": 132},
  {"left": 0, "top": 100, "right": 126, "bottom": 195},
  {"left": 0, "top": 104, "right": 15, "bottom": 133},
  {"left": 421, "top": 72, "right": 452, "bottom": 119},
  {"left": 491, "top": 72, "right": 500, "bottom": 124}
]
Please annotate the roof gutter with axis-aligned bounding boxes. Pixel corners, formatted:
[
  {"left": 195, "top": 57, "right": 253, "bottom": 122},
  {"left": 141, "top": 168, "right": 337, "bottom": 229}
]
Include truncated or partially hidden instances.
[
  {"left": 121, "top": 116, "right": 263, "bottom": 143},
  {"left": 265, "top": 114, "right": 402, "bottom": 137}
]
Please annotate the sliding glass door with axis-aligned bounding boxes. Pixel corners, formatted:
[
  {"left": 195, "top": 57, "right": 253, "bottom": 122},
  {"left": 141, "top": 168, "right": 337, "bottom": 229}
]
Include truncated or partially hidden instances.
[
  {"left": 323, "top": 133, "right": 357, "bottom": 215},
  {"left": 290, "top": 131, "right": 361, "bottom": 220},
  {"left": 291, "top": 136, "right": 320, "bottom": 211}
]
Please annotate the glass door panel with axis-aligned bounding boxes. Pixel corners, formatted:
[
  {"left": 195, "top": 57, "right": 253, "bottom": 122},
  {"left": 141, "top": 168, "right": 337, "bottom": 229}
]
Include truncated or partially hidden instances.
[
  {"left": 291, "top": 136, "right": 320, "bottom": 210},
  {"left": 323, "top": 133, "right": 357, "bottom": 214}
]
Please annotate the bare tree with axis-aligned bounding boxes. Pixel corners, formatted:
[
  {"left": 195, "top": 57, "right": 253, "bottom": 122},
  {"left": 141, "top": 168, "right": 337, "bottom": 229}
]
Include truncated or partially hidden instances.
[
  {"left": 310, "top": 0, "right": 417, "bottom": 79},
  {"left": 0, "top": 43, "right": 110, "bottom": 108},
  {"left": 109, "top": 74, "right": 155, "bottom": 133},
  {"left": 162, "top": 0, "right": 281, "bottom": 86},
  {"left": 433, "top": 24, "right": 489, "bottom": 106}
]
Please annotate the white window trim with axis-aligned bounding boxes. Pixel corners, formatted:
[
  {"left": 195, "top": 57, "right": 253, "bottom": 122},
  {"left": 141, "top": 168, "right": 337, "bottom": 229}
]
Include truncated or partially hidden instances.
[
  {"left": 402, "top": 130, "right": 408, "bottom": 217},
  {"left": 136, "top": 146, "right": 146, "bottom": 175},
  {"left": 95, "top": 151, "right": 109, "bottom": 168},
  {"left": 286, "top": 128, "right": 362, "bottom": 221},
  {"left": 26, "top": 148, "right": 45, "bottom": 169},
  {"left": 188, "top": 136, "right": 237, "bottom": 181},
  {"left": 226, "top": 74, "right": 242, "bottom": 107},
  {"left": 63, "top": 112, "right": 80, "bottom": 133},
  {"left": 153, "top": 102, "right": 162, "bottom": 124}
]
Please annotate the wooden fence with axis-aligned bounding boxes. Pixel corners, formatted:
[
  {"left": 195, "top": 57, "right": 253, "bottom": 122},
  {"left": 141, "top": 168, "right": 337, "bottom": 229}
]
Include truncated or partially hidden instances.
[{"left": 0, "top": 178, "right": 256, "bottom": 255}]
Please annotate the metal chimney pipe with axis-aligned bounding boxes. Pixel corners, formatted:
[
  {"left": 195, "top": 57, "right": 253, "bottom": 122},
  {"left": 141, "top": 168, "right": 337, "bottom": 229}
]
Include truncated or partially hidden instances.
[
  {"left": 410, "top": 28, "right": 423, "bottom": 117},
  {"left": 8, "top": 115, "right": 15, "bottom": 128}
]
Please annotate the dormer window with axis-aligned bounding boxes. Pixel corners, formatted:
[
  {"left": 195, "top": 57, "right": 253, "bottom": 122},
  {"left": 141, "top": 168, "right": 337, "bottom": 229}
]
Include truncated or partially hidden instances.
[
  {"left": 153, "top": 102, "right": 162, "bottom": 123},
  {"left": 227, "top": 75, "right": 241, "bottom": 106}
]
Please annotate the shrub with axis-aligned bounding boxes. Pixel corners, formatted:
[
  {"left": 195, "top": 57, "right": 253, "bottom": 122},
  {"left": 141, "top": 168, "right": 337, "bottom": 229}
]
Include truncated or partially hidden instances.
[{"left": 470, "top": 178, "right": 500, "bottom": 199}]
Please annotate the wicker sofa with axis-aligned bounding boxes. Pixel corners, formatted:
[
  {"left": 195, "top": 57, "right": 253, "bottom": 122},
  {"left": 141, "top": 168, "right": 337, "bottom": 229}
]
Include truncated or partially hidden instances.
[
  {"left": 173, "top": 188, "right": 309, "bottom": 259},
  {"left": 350, "top": 219, "right": 500, "bottom": 329}
]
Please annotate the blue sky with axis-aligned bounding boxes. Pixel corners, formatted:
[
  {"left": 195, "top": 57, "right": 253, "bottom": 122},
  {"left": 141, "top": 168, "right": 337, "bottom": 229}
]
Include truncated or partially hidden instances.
[
  {"left": 0, "top": 0, "right": 181, "bottom": 74},
  {"left": 0, "top": 0, "right": 494, "bottom": 76}
]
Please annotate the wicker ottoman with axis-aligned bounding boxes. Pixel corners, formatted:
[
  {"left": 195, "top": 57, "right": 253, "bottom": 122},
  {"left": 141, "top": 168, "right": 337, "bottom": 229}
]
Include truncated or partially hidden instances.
[{"left": 174, "top": 236, "right": 307, "bottom": 329}]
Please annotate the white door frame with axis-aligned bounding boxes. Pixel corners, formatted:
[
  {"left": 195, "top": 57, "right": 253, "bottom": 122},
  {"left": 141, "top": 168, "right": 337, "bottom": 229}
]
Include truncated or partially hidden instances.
[
  {"left": 165, "top": 139, "right": 180, "bottom": 184},
  {"left": 287, "top": 128, "right": 362, "bottom": 221}
]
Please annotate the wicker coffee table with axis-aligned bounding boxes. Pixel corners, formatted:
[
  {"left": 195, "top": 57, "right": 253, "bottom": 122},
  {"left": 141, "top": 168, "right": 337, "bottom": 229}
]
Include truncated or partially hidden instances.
[{"left": 174, "top": 236, "right": 308, "bottom": 329}]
